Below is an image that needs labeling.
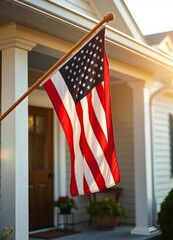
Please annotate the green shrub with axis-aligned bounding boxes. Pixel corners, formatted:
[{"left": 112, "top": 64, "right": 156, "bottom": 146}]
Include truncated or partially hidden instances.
[{"left": 157, "top": 188, "right": 173, "bottom": 239}]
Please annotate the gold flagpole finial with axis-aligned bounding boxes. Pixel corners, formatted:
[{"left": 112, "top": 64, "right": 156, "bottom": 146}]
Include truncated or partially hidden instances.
[{"left": 104, "top": 12, "right": 115, "bottom": 22}]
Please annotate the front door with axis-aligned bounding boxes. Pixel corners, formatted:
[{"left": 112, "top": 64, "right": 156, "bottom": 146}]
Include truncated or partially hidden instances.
[{"left": 29, "top": 106, "right": 54, "bottom": 230}]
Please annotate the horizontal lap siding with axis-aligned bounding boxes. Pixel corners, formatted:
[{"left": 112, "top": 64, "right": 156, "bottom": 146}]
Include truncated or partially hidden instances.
[
  {"left": 153, "top": 95, "right": 173, "bottom": 212},
  {"left": 111, "top": 83, "right": 135, "bottom": 225}
]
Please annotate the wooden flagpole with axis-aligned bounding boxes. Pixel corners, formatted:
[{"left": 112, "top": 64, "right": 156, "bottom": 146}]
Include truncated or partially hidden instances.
[{"left": 0, "top": 12, "right": 114, "bottom": 121}]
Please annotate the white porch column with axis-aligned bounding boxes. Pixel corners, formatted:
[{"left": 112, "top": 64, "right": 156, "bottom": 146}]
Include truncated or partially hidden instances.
[
  {"left": 0, "top": 38, "right": 36, "bottom": 239},
  {"left": 128, "top": 82, "right": 158, "bottom": 235}
]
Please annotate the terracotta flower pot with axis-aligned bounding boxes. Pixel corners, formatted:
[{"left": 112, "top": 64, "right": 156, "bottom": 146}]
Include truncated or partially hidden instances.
[{"left": 94, "top": 215, "right": 120, "bottom": 230}]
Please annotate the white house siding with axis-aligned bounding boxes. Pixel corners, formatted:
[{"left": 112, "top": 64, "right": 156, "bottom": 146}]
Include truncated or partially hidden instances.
[
  {"left": 152, "top": 94, "right": 173, "bottom": 214},
  {"left": 111, "top": 83, "right": 135, "bottom": 225}
]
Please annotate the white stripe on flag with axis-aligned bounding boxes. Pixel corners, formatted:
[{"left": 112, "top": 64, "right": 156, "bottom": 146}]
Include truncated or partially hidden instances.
[
  {"left": 84, "top": 157, "right": 100, "bottom": 192},
  {"left": 91, "top": 87, "right": 108, "bottom": 140},
  {"left": 50, "top": 72, "right": 85, "bottom": 194}
]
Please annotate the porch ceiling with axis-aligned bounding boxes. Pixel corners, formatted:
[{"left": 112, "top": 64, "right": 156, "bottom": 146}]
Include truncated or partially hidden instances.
[
  {"left": 1, "top": 0, "right": 173, "bottom": 83},
  {"left": 0, "top": 0, "right": 86, "bottom": 44}
]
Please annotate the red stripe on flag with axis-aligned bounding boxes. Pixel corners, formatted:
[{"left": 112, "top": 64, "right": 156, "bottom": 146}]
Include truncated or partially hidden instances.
[
  {"left": 84, "top": 176, "right": 91, "bottom": 194},
  {"left": 87, "top": 91, "right": 107, "bottom": 152},
  {"left": 43, "top": 79, "right": 79, "bottom": 196},
  {"left": 95, "top": 82, "right": 105, "bottom": 110},
  {"left": 93, "top": 51, "right": 120, "bottom": 183},
  {"left": 76, "top": 102, "right": 107, "bottom": 191},
  {"left": 104, "top": 51, "right": 120, "bottom": 183}
]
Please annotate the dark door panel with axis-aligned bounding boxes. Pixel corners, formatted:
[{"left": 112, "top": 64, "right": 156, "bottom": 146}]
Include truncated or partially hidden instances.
[{"left": 29, "top": 106, "right": 53, "bottom": 230}]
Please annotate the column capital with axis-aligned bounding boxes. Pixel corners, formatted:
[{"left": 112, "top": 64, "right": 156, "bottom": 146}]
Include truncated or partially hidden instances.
[
  {"left": 0, "top": 36, "right": 36, "bottom": 51},
  {"left": 128, "top": 81, "right": 145, "bottom": 90},
  {"left": 128, "top": 80, "right": 153, "bottom": 90}
]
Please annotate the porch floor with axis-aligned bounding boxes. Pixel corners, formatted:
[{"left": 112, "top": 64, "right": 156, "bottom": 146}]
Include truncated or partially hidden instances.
[{"left": 29, "top": 222, "right": 160, "bottom": 240}]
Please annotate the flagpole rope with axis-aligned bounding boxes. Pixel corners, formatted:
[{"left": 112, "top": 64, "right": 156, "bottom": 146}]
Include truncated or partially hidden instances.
[{"left": 0, "top": 12, "right": 114, "bottom": 121}]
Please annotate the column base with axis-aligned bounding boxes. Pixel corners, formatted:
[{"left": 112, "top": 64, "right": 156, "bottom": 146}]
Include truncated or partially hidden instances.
[{"left": 131, "top": 226, "right": 160, "bottom": 235}]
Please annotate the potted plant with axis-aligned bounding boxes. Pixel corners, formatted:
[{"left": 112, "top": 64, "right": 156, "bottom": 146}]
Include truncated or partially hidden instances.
[
  {"left": 87, "top": 197, "right": 126, "bottom": 230},
  {"left": 54, "top": 195, "right": 77, "bottom": 214},
  {"left": 157, "top": 188, "right": 173, "bottom": 239}
]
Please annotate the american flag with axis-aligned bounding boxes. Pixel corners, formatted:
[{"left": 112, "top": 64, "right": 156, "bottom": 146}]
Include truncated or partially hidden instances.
[{"left": 43, "top": 27, "right": 120, "bottom": 196}]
